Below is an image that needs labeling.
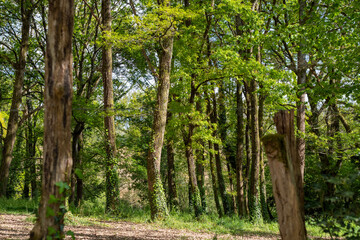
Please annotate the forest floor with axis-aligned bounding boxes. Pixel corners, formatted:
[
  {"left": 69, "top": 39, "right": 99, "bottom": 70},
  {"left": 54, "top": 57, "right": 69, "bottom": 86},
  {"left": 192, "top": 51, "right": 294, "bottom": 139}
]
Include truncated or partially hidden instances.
[{"left": 0, "top": 213, "right": 281, "bottom": 240}]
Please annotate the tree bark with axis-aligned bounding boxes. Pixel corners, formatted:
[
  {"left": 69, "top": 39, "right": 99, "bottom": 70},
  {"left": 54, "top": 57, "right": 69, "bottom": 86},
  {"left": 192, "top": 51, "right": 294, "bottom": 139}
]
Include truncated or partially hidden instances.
[
  {"left": 236, "top": 82, "right": 246, "bottom": 216},
  {"left": 0, "top": 0, "right": 34, "bottom": 197},
  {"left": 262, "top": 111, "right": 307, "bottom": 240},
  {"left": 23, "top": 100, "right": 38, "bottom": 199},
  {"left": 102, "top": 0, "right": 119, "bottom": 212},
  {"left": 147, "top": 33, "right": 173, "bottom": 220},
  {"left": 258, "top": 90, "right": 269, "bottom": 220},
  {"left": 244, "top": 86, "right": 251, "bottom": 216},
  {"left": 195, "top": 100, "right": 206, "bottom": 212},
  {"left": 196, "top": 145, "right": 206, "bottom": 212},
  {"left": 248, "top": 78, "right": 261, "bottom": 220},
  {"left": 30, "top": 0, "right": 74, "bottom": 238},
  {"left": 166, "top": 112, "right": 178, "bottom": 211}
]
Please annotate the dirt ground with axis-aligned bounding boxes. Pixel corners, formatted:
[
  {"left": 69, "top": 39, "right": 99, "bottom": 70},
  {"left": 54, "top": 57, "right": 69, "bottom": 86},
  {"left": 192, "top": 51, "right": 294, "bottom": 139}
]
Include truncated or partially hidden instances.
[{"left": 0, "top": 213, "right": 279, "bottom": 240}]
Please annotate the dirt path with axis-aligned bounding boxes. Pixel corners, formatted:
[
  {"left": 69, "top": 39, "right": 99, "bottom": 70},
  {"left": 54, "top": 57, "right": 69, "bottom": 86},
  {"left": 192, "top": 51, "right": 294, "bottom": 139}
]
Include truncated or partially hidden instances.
[{"left": 0, "top": 214, "right": 279, "bottom": 240}]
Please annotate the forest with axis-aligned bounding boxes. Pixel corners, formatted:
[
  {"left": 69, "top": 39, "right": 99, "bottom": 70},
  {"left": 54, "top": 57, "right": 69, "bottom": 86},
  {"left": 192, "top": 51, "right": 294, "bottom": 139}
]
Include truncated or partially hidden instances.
[{"left": 0, "top": 0, "right": 359, "bottom": 239}]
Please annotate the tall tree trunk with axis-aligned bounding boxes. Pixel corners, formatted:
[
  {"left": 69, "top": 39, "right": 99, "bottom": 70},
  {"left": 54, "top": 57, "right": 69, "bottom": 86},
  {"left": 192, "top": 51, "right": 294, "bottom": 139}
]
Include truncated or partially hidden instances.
[
  {"left": 195, "top": 100, "right": 206, "bottom": 212},
  {"left": 248, "top": 78, "right": 261, "bottom": 220},
  {"left": 147, "top": 33, "right": 173, "bottom": 220},
  {"left": 30, "top": 0, "right": 74, "bottom": 238},
  {"left": 166, "top": 112, "right": 178, "bottom": 211},
  {"left": 206, "top": 96, "right": 222, "bottom": 217},
  {"left": 244, "top": 87, "right": 251, "bottom": 216},
  {"left": 258, "top": 90, "right": 269, "bottom": 221},
  {"left": 102, "top": 0, "right": 119, "bottom": 212},
  {"left": 236, "top": 82, "right": 246, "bottom": 216},
  {"left": 182, "top": 80, "right": 202, "bottom": 217},
  {"left": 196, "top": 145, "right": 206, "bottom": 212},
  {"left": 211, "top": 93, "right": 230, "bottom": 215},
  {"left": 0, "top": 0, "right": 34, "bottom": 197},
  {"left": 23, "top": 100, "right": 37, "bottom": 199}
]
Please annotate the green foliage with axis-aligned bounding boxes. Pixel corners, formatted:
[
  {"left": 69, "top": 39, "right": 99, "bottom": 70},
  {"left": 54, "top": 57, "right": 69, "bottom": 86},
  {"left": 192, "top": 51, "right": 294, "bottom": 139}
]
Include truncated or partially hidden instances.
[{"left": 0, "top": 197, "right": 38, "bottom": 214}]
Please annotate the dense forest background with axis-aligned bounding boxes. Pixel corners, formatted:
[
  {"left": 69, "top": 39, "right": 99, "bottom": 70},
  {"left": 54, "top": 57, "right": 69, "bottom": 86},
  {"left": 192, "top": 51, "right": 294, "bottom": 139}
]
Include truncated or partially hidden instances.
[{"left": 0, "top": 0, "right": 359, "bottom": 238}]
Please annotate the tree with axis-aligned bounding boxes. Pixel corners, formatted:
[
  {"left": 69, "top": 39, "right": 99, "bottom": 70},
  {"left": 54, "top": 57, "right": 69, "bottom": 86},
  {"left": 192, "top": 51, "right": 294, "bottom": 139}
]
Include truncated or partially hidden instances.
[
  {"left": 146, "top": 1, "right": 174, "bottom": 220},
  {"left": 102, "top": 0, "right": 120, "bottom": 212},
  {"left": 30, "top": 0, "right": 74, "bottom": 238},
  {"left": 0, "top": 0, "right": 34, "bottom": 197}
]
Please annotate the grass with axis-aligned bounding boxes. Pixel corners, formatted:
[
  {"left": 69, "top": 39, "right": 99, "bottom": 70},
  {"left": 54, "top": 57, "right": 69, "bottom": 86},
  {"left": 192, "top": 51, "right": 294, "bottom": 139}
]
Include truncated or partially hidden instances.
[
  {"left": 0, "top": 197, "right": 38, "bottom": 215},
  {"left": 0, "top": 197, "right": 330, "bottom": 239}
]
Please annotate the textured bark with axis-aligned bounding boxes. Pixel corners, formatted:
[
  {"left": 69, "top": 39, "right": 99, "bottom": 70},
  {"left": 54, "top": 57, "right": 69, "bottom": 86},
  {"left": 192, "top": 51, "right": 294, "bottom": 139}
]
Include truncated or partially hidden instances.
[
  {"left": 102, "top": 0, "right": 119, "bottom": 212},
  {"left": 30, "top": 0, "right": 74, "bottom": 238},
  {"left": 0, "top": 0, "right": 34, "bottom": 197},
  {"left": 248, "top": 78, "right": 261, "bottom": 220},
  {"left": 262, "top": 111, "right": 307, "bottom": 240},
  {"left": 235, "top": 82, "right": 246, "bottom": 216},
  {"left": 147, "top": 34, "right": 173, "bottom": 220}
]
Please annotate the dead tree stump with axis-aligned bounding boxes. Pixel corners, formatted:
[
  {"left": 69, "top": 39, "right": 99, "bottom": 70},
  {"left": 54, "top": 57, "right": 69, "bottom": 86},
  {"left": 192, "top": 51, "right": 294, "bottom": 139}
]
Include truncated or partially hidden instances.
[{"left": 262, "top": 110, "right": 307, "bottom": 240}]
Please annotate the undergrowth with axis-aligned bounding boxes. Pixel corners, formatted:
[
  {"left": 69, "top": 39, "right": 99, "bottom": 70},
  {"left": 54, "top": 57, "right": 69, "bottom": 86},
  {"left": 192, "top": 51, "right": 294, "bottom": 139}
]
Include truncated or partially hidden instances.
[{"left": 0, "top": 197, "right": 331, "bottom": 238}]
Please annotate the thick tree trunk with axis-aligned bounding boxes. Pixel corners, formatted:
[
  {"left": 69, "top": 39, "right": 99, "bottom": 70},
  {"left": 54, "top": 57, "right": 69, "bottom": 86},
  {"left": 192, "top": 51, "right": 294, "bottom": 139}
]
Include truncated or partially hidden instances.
[
  {"left": 147, "top": 34, "right": 173, "bottom": 220},
  {"left": 0, "top": 0, "right": 34, "bottom": 197},
  {"left": 102, "top": 0, "right": 119, "bottom": 212},
  {"left": 30, "top": 0, "right": 74, "bottom": 238},
  {"left": 236, "top": 82, "right": 246, "bottom": 216},
  {"left": 248, "top": 78, "right": 261, "bottom": 220},
  {"left": 262, "top": 111, "right": 307, "bottom": 240}
]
